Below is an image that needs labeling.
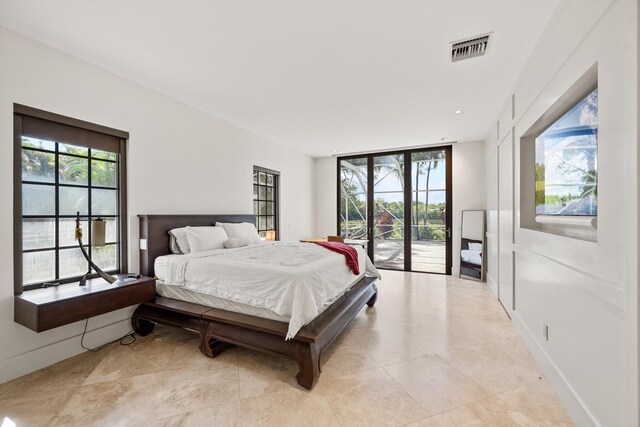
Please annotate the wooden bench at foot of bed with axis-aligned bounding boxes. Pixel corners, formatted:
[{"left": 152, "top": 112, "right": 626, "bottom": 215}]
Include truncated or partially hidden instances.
[{"left": 131, "top": 275, "right": 378, "bottom": 389}]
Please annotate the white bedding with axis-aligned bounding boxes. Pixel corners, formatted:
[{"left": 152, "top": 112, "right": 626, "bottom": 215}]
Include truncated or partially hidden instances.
[
  {"left": 156, "top": 282, "right": 290, "bottom": 322},
  {"left": 461, "top": 249, "right": 482, "bottom": 266},
  {"left": 155, "top": 242, "right": 381, "bottom": 339}
]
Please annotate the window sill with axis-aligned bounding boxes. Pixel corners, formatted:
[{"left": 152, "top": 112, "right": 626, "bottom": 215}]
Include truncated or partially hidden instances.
[
  {"left": 14, "top": 275, "right": 156, "bottom": 332},
  {"left": 535, "top": 215, "right": 597, "bottom": 228}
]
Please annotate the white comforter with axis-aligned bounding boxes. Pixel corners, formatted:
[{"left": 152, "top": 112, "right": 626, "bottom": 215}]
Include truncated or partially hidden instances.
[{"left": 157, "top": 242, "right": 380, "bottom": 339}]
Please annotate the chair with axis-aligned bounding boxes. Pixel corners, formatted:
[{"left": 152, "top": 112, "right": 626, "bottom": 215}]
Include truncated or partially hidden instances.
[{"left": 327, "top": 235, "right": 344, "bottom": 243}]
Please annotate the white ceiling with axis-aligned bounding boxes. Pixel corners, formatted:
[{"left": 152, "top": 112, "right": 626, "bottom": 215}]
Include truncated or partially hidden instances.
[{"left": 0, "top": 0, "right": 559, "bottom": 157}]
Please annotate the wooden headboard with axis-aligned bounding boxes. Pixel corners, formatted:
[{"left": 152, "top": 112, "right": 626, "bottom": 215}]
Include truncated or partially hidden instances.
[{"left": 138, "top": 214, "right": 257, "bottom": 277}]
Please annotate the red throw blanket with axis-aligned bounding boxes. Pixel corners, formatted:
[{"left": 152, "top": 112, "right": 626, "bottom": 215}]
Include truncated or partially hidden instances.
[{"left": 314, "top": 241, "right": 360, "bottom": 275}]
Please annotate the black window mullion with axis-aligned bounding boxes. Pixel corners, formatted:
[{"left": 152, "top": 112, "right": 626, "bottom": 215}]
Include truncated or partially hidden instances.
[
  {"left": 404, "top": 151, "right": 412, "bottom": 271},
  {"left": 115, "top": 151, "right": 121, "bottom": 272},
  {"left": 54, "top": 142, "right": 60, "bottom": 281},
  {"left": 87, "top": 149, "right": 92, "bottom": 264}
]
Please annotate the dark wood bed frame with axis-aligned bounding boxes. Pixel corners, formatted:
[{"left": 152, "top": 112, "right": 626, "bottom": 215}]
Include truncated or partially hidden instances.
[{"left": 132, "top": 214, "right": 378, "bottom": 389}]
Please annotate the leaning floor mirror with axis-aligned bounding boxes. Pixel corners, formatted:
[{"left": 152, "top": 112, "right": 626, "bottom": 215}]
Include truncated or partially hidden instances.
[{"left": 460, "top": 210, "right": 485, "bottom": 281}]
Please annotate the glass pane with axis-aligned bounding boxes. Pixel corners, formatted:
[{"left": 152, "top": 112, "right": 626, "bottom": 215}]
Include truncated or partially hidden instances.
[
  {"left": 259, "top": 217, "right": 266, "bottom": 230},
  {"left": 535, "top": 88, "right": 598, "bottom": 215},
  {"left": 60, "top": 186, "right": 88, "bottom": 215},
  {"left": 259, "top": 172, "right": 266, "bottom": 185},
  {"left": 59, "top": 143, "right": 88, "bottom": 157},
  {"left": 59, "top": 218, "right": 88, "bottom": 247},
  {"left": 23, "top": 219, "right": 55, "bottom": 250},
  {"left": 411, "top": 150, "right": 446, "bottom": 191},
  {"left": 253, "top": 201, "right": 258, "bottom": 215},
  {"left": 266, "top": 187, "right": 273, "bottom": 201},
  {"left": 91, "top": 160, "right": 116, "bottom": 188},
  {"left": 93, "top": 245, "right": 117, "bottom": 271},
  {"left": 105, "top": 218, "right": 117, "bottom": 243},
  {"left": 373, "top": 154, "right": 404, "bottom": 270},
  {"left": 259, "top": 201, "right": 266, "bottom": 215},
  {"left": 92, "top": 189, "right": 117, "bottom": 216},
  {"left": 253, "top": 170, "right": 258, "bottom": 184},
  {"left": 23, "top": 250, "right": 55, "bottom": 285},
  {"left": 266, "top": 174, "right": 274, "bottom": 186},
  {"left": 266, "top": 202, "right": 273, "bottom": 215},
  {"left": 339, "top": 157, "right": 367, "bottom": 239},
  {"left": 373, "top": 155, "right": 404, "bottom": 191},
  {"left": 92, "top": 149, "right": 116, "bottom": 161},
  {"left": 59, "top": 154, "right": 89, "bottom": 185},
  {"left": 253, "top": 185, "right": 258, "bottom": 199},
  {"left": 22, "top": 136, "right": 55, "bottom": 152},
  {"left": 267, "top": 216, "right": 273, "bottom": 229},
  {"left": 259, "top": 186, "right": 266, "bottom": 200},
  {"left": 22, "top": 149, "right": 55, "bottom": 183},
  {"left": 59, "top": 247, "right": 88, "bottom": 279},
  {"left": 23, "top": 184, "right": 55, "bottom": 215}
]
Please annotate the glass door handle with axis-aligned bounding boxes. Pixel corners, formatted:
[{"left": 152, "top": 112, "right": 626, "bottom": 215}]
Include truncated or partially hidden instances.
[{"left": 446, "top": 228, "right": 452, "bottom": 238}]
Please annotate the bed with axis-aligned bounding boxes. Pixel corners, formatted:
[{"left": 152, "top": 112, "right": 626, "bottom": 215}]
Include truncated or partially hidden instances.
[{"left": 131, "top": 214, "right": 380, "bottom": 389}]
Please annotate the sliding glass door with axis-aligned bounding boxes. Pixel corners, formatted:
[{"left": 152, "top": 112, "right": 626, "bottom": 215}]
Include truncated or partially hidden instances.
[
  {"left": 339, "top": 157, "right": 368, "bottom": 240},
  {"left": 338, "top": 146, "right": 452, "bottom": 274},
  {"left": 373, "top": 154, "right": 405, "bottom": 270},
  {"left": 411, "top": 150, "right": 448, "bottom": 273}
]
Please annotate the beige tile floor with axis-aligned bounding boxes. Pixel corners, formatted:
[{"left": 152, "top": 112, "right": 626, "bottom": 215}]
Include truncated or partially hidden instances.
[{"left": 0, "top": 271, "right": 574, "bottom": 426}]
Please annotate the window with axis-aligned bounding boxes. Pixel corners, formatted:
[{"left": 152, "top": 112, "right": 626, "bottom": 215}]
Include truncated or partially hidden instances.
[
  {"left": 519, "top": 63, "right": 597, "bottom": 241},
  {"left": 14, "top": 105, "right": 128, "bottom": 293},
  {"left": 535, "top": 88, "right": 598, "bottom": 216},
  {"left": 253, "top": 166, "right": 279, "bottom": 239}
]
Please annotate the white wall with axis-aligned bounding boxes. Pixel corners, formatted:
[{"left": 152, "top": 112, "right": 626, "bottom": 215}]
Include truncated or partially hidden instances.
[
  {"left": 315, "top": 156, "right": 337, "bottom": 237},
  {"left": 0, "top": 27, "right": 316, "bottom": 383},
  {"left": 483, "top": 1, "right": 638, "bottom": 425},
  {"left": 315, "top": 141, "right": 485, "bottom": 277},
  {"left": 452, "top": 141, "right": 485, "bottom": 277}
]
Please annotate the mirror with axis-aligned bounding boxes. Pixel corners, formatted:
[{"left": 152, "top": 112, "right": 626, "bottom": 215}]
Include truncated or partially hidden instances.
[{"left": 460, "top": 210, "right": 485, "bottom": 281}]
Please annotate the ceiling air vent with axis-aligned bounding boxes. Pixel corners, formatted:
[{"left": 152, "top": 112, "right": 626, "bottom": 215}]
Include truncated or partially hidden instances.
[{"left": 451, "top": 33, "right": 491, "bottom": 62}]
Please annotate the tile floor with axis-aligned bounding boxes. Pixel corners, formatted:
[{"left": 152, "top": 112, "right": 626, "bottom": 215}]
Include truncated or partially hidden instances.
[{"left": 0, "top": 271, "right": 574, "bottom": 426}]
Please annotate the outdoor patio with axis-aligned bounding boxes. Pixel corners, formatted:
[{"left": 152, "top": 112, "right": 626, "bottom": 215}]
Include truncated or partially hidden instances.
[{"left": 373, "top": 239, "right": 445, "bottom": 273}]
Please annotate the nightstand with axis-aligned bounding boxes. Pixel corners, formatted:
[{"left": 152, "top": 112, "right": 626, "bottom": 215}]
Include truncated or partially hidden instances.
[{"left": 15, "top": 275, "right": 156, "bottom": 332}]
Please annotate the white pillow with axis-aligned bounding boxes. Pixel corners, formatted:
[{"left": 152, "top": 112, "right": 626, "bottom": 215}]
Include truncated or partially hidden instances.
[
  {"left": 168, "top": 228, "right": 191, "bottom": 254},
  {"left": 168, "top": 233, "right": 182, "bottom": 254},
  {"left": 223, "top": 237, "right": 250, "bottom": 249},
  {"left": 468, "top": 242, "right": 483, "bottom": 252},
  {"left": 185, "top": 226, "right": 229, "bottom": 252},
  {"left": 215, "top": 222, "right": 262, "bottom": 244}
]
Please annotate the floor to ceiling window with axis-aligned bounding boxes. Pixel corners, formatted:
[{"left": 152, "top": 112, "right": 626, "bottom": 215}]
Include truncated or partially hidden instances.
[{"left": 338, "top": 146, "right": 452, "bottom": 274}]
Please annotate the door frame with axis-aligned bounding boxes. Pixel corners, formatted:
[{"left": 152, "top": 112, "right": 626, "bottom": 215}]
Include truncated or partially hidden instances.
[{"left": 336, "top": 145, "right": 453, "bottom": 275}]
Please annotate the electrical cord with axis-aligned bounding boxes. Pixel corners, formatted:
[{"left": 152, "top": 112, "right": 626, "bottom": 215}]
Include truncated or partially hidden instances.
[{"left": 80, "top": 318, "right": 136, "bottom": 352}]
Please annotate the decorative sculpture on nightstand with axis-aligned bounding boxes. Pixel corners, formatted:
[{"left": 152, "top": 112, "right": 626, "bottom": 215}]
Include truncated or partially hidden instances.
[{"left": 75, "top": 211, "right": 116, "bottom": 286}]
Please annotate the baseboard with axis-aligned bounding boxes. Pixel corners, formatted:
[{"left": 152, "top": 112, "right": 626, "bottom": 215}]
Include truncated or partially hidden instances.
[
  {"left": 511, "top": 312, "right": 601, "bottom": 427},
  {"left": 486, "top": 272, "right": 498, "bottom": 297},
  {"left": 0, "top": 318, "right": 131, "bottom": 384}
]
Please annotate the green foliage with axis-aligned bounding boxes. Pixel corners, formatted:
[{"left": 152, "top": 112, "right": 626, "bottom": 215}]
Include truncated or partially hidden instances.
[
  {"left": 21, "top": 138, "right": 117, "bottom": 188},
  {"left": 535, "top": 163, "right": 545, "bottom": 207}
]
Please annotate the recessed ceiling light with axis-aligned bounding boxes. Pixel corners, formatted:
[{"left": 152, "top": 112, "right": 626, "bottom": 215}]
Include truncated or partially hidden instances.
[
  {"left": 332, "top": 150, "right": 337, "bottom": 154},
  {"left": 455, "top": 110, "right": 463, "bottom": 115}
]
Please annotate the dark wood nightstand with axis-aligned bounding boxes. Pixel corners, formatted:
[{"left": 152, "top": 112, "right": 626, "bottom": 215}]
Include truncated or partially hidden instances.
[{"left": 14, "top": 275, "right": 156, "bottom": 332}]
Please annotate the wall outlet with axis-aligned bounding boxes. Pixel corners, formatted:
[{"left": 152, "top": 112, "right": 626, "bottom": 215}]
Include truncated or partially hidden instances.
[{"left": 543, "top": 323, "right": 549, "bottom": 341}]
